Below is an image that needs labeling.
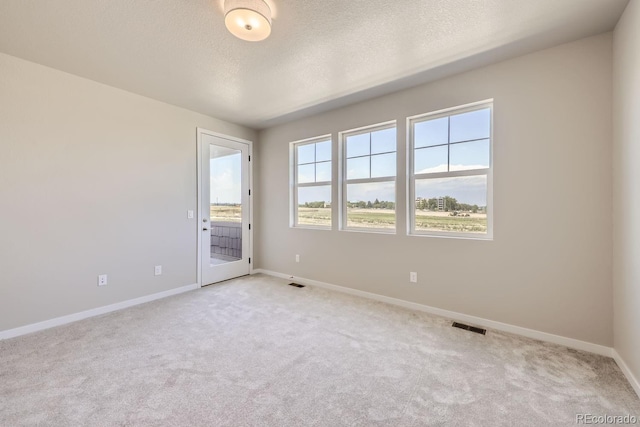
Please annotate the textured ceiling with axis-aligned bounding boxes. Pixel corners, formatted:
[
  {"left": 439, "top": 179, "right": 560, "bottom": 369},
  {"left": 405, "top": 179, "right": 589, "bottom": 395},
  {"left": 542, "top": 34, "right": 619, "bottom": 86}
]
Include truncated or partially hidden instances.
[{"left": 0, "top": 0, "right": 629, "bottom": 129}]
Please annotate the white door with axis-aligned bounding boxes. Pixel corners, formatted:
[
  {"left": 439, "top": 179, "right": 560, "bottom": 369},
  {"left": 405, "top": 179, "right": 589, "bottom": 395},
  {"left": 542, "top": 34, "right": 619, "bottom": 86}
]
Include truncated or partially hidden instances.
[{"left": 199, "top": 131, "right": 251, "bottom": 286}]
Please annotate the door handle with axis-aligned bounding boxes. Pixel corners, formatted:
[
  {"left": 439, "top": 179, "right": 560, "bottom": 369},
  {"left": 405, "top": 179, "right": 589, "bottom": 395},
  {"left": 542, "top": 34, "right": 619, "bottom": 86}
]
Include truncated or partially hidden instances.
[{"left": 203, "top": 227, "right": 209, "bottom": 231}]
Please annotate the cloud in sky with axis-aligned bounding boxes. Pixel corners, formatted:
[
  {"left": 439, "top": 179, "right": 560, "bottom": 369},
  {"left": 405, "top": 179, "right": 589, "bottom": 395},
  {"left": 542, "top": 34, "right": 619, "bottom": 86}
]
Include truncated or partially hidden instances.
[
  {"left": 210, "top": 154, "right": 241, "bottom": 204},
  {"left": 347, "top": 181, "right": 395, "bottom": 203},
  {"left": 298, "top": 185, "right": 331, "bottom": 204},
  {"left": 415, "top": 174, "right": 487, "bottom": 206}
]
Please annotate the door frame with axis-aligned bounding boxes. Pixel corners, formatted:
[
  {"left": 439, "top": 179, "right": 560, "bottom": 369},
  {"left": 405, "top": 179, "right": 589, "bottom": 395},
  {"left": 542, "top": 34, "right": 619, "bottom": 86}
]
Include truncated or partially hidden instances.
[{"left": 196, "top": 128, "right": 253, "bottom": 288}]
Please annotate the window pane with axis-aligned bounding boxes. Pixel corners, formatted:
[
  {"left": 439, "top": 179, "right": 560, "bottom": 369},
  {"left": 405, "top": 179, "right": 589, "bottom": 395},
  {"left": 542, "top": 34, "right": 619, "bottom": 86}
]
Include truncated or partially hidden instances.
[
  {"left": 209, "top": 147, "right": 242, "bottom": 264},
  {"left": 414, "top": 117, "right": 448, "bottom": 148},
  {"left": 316, "top": 161, "right": 331, "bottom": 182},
  {"left": 415, "top": 145, "right": 448, "bottom": 174},
  {"left": 346, "top": 133, "right": 370, "bottom": 158},
  {"left": 298, "top": 164, "right": 315, "bottom": 184},
  {"left": 347, "top": 156, "right": 370, "bottom": 180},
  {"left": 371, "top": 128, "right": 396, "bottom": 154},
  {"left": 316, "top": 140, "right": 331, "bottom": 162},
  {"left": 414, "top": 176, "right": 487, "bottom": 234},
  {"left": 297, "top": 143, "right": 315, "bottom": 164},
  {"left": 450, "top": 108, "right": 490, "bottom": 143},
  {"left": 298, "top": 185, "right": 331, "bottom": 227},
  {"left": 346, "top": 182, "right": 395, "bottom": 229},
  {"left": 371, "top": 153, "right": 396, "bottom": 178},
  {"left": 450, "top": 139, "right": 490, "bottom": 171}
]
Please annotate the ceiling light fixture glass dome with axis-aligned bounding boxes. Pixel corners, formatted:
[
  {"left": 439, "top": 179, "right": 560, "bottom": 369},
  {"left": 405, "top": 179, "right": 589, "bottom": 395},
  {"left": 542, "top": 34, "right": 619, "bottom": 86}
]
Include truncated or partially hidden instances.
[{"left": 224, "top": 0, "right": 272, "bottom": 42}]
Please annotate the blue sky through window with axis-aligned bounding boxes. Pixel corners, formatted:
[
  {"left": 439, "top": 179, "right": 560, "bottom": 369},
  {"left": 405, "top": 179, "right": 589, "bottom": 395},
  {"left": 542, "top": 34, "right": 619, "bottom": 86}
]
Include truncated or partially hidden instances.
[
  {"left": 298, "top": 185, "right": 331, "bottom": 204},
  {"left": 297, "top": 139, "right": 332, "bottom": 184},
  {"left": 346, "top": 133, "right": 369, "bottom": 158},
  {"left": 371, "top": 128, "right": 395, "bottom": 154},
  {"left": 346, "top": 127, "right": 396, "bottom": 181},
  {"left": 450, "top": 109, "right": 490, "bottom": 142},
  {"left": 450, "top": 139, "right": 490, "bottom": 171},
  {"left": 415, "top": 117, "right": 448, "bottom": 148},
  {"left": 315, "top": 140, "right": 331, "bottom": 162},
  {"left": 297, "top": 143, "right": 315, "bottom": 164},
  {"left": 413, "top": 107, "right": 490, "bottom": 205}
]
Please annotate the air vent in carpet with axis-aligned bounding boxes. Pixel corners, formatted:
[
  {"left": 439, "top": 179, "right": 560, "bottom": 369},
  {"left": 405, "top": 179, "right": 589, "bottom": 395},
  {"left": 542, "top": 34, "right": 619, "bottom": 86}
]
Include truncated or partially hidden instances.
[
  {"left": 288, "top": 283, "right": 305, "bottom": 288},
  {"left": 452, "top": 322, "right": 486, "bottom": 335}
]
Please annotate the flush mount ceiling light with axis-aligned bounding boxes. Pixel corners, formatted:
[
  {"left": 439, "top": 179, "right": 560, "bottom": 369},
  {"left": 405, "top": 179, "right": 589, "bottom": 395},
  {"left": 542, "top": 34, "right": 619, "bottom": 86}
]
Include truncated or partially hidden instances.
[{"left": 224, "top": 0, "right": 272, "bottom": 42}]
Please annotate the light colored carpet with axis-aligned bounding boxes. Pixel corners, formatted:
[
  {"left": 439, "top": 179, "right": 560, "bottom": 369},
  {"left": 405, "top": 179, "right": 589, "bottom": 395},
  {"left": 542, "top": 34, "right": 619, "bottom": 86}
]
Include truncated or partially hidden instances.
[{"left": 1, "top": 274, "right": 638, "bottom": 426}]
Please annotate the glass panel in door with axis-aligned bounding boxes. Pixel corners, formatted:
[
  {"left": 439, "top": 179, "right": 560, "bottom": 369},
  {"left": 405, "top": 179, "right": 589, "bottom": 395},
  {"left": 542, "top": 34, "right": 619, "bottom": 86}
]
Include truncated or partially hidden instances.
[{"left": 209, "top": 145, "right": 242, "bottom": 266}]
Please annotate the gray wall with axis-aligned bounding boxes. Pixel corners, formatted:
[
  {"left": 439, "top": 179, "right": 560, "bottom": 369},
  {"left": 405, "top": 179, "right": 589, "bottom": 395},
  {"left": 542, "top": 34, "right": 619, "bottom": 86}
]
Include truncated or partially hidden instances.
[
  {"left": 613, "top": 0, "right": 640, "bottom": 386},
  {"left": 0, "top": 52, "right": 256, "bottom": 331},
  {"left": 256, "top": 34, "right": 614, "bottom": 346}
]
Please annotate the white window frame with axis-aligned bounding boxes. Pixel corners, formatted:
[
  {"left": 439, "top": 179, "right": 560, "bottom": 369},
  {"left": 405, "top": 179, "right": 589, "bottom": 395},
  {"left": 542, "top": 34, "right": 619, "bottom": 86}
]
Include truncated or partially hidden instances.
[
  {"left": 407, "top": 100, "right": 493, "bottom": 240},
  {"left": 339, "top": 121, "right": 397, "bottom": 233},
  {"left": 289, "top": 135, "right": 333, "bottom": 230}
]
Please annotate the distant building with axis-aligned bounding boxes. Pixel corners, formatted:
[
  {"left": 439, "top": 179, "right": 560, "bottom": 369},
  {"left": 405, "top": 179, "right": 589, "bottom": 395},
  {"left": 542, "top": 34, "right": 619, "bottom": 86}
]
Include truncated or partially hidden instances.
[{"left": 437, "top": 197, "right": 445, "bottom": 211}]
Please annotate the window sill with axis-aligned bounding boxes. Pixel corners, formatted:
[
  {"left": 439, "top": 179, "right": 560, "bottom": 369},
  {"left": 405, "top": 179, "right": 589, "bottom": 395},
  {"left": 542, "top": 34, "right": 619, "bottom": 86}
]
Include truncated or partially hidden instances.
[
  {"left": 290, "top": 225, "right": 332, "bottom": 231},
  {"left": 409, "top": 231, "right": 493, "bottom": 241},
  {"left": 341, "top": 227, "right": 396, "bottom": 235}
]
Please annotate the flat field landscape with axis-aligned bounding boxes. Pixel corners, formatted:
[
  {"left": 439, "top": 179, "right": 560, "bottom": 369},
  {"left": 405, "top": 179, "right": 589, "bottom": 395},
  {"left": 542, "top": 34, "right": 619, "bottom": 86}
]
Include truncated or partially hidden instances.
[
  {"left": 210, "top": 205, "right": 242, "bottom": 222},
  {"left": 298, "top": 207, "right": 487, "bottom": 233},
  {"left": 211, "top": 205, "right": 487, "bottom": 233}
]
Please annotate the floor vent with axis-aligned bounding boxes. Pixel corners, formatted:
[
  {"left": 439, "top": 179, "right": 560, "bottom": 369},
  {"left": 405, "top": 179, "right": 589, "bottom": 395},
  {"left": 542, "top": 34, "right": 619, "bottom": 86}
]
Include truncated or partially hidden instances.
[
  {"left": 452, "top": 322, "right": 486, "bottom": 335},
  {"left": 288, "top": 283, "right": 305, "bottom": 288}
]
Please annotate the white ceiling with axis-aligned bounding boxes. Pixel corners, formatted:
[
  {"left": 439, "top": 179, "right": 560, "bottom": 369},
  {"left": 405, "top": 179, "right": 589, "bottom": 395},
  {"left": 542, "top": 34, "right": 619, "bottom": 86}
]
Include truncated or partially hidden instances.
[{"left": 0, "top": 0, "right": 629, "bottom": 129}]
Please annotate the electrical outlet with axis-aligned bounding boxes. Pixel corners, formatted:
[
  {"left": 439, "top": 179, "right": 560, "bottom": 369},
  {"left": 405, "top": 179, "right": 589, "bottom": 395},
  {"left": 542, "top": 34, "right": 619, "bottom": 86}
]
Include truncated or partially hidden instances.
[
  {"left": 98, "top": 274, "right": 108, "bottom": 286},
  {"left": 295, "top": 254, "right": 300, "bottom": 263},
  {"left": 187, "top": 210, "right": 194, "bottom": 219},
  {"left": 154, "top": 265, "right": 162, "bottom": 276},
  {"left": 410, "top": 272, "right": 418, "bottom": 283}
]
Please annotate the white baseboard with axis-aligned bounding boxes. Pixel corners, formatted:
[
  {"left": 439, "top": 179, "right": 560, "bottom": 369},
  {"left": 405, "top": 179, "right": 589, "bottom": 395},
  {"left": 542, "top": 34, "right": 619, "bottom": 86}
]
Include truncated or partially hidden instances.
[
  {"left": 252, "top": 269, "right": 613, "bottom": 358},
  {"left": 612, "top": 350, "right": 640, "bottom": 399},
  {"left": 0, "top": 283, "right": 199, "bottom": 340}
]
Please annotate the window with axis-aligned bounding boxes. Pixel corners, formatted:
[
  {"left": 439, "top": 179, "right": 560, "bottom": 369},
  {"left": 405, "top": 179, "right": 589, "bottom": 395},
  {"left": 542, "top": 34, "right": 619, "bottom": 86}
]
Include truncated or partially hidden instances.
[
  {"left": 290, "top": 136, "right": 332, "bottom": 228},
  {"left": 409, "top": 101, "right": 492, "bottom": 238},
  {"left": 340, "top": 122, "right": 397, "bottom": 231}
]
